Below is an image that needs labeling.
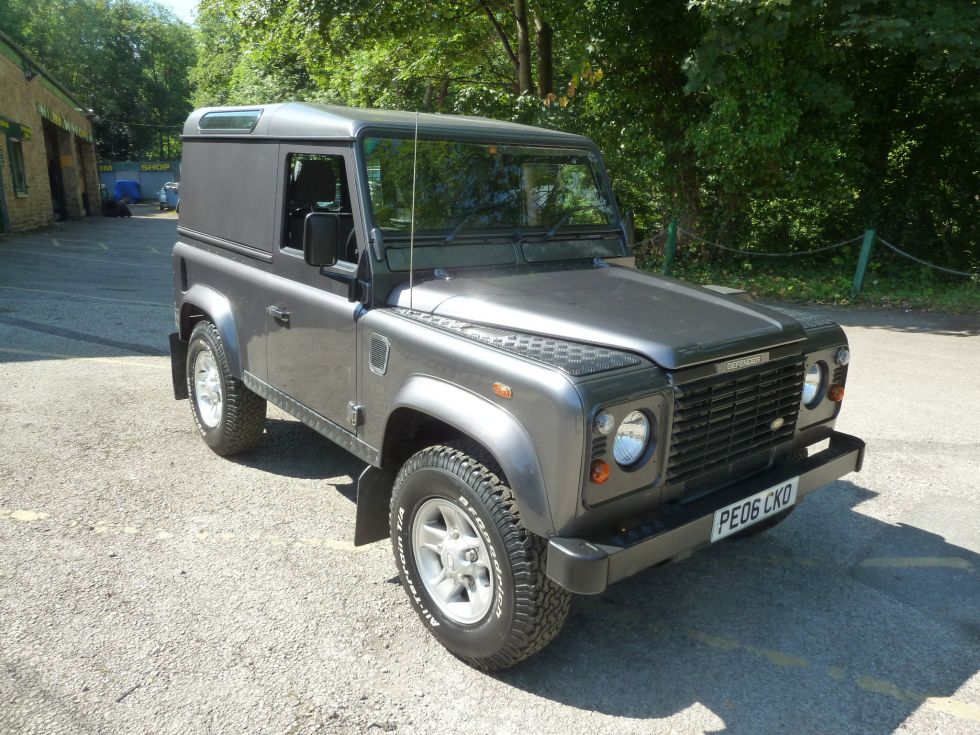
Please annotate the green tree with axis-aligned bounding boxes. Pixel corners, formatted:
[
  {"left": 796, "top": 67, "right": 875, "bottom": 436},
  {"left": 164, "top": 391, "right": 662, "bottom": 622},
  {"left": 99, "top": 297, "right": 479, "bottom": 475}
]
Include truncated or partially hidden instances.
[{"left": 1, "top": 0, "right": 197, "bottom": 160}]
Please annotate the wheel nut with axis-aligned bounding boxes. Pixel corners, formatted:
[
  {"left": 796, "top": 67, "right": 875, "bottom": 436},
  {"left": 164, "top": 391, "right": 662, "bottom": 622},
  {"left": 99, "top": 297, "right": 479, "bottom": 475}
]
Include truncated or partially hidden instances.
[{"left": 464, "top": 549, "right": 478, "bottom": 562}]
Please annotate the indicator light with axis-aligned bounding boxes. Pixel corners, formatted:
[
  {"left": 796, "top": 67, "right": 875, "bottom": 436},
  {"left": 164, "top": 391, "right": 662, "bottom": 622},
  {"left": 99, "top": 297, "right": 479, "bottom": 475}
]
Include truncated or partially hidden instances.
[
  {"left": 590, "top": 459, "right": 611, "bottom": 484},
  {"left": 492, "top": 382, "right": 512, "bottom": 399}
]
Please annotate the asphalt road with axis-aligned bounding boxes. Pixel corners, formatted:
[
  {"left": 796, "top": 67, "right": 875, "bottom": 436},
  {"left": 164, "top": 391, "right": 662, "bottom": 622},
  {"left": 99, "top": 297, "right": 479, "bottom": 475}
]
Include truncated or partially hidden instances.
[{"left": 1, "top": 208, "right": 978, "bottom": 735}]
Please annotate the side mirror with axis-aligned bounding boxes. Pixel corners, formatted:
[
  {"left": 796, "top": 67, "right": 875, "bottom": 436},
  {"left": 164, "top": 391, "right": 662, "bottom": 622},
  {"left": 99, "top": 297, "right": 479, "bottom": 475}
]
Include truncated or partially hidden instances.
[{"left": 303, "top": 212, "right": 339, "bottom": 267}]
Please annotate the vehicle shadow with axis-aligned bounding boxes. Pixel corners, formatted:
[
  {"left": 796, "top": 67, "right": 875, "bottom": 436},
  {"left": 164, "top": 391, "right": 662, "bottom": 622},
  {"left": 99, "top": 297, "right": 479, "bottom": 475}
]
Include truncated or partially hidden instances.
[
  {"left": 230, "top": 418, "right": 364, "bottom": 499},
  {"left": 495, "top": 479, "right": 980, "bottom": 734}
]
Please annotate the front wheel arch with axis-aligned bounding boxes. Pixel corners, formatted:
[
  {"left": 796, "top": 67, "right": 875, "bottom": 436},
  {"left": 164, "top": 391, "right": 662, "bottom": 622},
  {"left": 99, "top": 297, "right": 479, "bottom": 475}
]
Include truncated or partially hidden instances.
[{"left": 380, "top": 381, "right": 555, "bottom": 539}]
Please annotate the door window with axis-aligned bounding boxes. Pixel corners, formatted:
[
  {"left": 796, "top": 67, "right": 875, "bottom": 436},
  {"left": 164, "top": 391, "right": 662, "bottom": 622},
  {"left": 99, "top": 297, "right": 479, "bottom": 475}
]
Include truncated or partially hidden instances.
[{"left": 282, "top": 153, "right": 357, "bottom": 262}]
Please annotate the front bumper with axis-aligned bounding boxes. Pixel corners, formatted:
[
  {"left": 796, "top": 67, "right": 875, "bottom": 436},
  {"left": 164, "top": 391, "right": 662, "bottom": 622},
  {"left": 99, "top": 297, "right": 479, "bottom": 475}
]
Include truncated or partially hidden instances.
[{"left": 546, "top": 431, "right": 865, "bottom": 594}]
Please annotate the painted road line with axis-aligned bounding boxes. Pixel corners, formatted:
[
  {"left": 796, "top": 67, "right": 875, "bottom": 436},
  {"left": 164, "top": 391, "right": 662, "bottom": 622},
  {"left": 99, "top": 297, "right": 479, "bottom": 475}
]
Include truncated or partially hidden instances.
[
  {"left": 858, "top": 556, "right": 974, "bottom": 570},
  {"left": 2, "top": 508, "right": 373, "bottom": 554},
  {"left": 0, "top": 285, "right": 170, "bottom": 308},
  {"left": 607, "top": 605, "right": 980, "bottom": 724},
  {"left": 0, "top": 246, "right": 171, "bottom": 270},
  {"left": 0, "top": 347, "right": 164, "bottom": 369},
  {"left": 7, "top": 234, "right": 171, "bottom": 252}
]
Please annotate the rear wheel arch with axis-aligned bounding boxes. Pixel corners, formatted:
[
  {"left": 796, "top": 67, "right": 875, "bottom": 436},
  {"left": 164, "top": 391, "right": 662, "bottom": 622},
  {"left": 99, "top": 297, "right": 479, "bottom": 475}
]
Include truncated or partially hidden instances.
[{"left": 177, "top": 285, "right": 243, "bottom": 378}]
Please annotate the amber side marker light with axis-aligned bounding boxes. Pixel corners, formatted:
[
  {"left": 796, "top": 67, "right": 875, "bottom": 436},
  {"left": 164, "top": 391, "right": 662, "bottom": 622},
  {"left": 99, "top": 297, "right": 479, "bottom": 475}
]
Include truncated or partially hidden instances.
[
  {"left": 590, "top": 459, "right": 611, "bottom": 484},
  {"left": 828, "top": 385, "right": 845, "bottom": 402},
  {"left": 492, "top": 382, "right": 513, "bottom": 399}
]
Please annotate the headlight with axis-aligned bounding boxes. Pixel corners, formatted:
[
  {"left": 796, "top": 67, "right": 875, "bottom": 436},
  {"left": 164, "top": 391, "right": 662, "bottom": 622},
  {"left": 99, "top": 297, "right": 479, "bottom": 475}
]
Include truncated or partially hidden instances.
[
  {"left": 802, "top": 362, "right": 827, "bottom": 408},
  {"left": 613, "top": 410, "right": 650, "bottom": 466}
]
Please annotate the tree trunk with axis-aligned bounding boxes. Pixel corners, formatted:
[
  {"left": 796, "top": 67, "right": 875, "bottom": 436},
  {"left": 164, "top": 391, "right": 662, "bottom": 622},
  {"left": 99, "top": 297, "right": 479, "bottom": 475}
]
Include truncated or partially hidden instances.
[
  {"left": 534, "top": 13, "right": 553, "bottom": 97},
  {"left": 437, "top": 78, "right": 450, "bottom": 109},
  {"left": 514, "top": 0, "right": 533, "bottom": 95}
]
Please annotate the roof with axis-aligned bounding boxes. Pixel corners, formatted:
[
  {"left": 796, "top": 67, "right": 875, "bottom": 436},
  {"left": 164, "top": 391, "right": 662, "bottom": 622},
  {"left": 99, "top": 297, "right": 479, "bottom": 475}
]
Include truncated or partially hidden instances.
[
  {"left": 0, "top": 29, "right": 89, "bottom": 113},
  {"left": 182, "top": 102, "right": 592, "bottom": 146}
]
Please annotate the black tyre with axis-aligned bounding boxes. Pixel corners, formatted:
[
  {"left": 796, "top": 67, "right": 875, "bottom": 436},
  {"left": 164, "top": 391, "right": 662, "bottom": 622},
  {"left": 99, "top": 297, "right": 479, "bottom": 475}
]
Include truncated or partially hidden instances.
[
  {"left": 186, "top": 321, "right": 266, "bottom": 456},
  {"left": 390, "top": 444, "right": 571, "bottom": 671},
  {"left": 730, "top": 448, "right": 808, "bottom": 540}
]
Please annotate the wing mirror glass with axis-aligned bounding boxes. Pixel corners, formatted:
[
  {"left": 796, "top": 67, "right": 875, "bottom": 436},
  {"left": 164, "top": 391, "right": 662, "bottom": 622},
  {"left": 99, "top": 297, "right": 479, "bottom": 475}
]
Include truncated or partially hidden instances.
[{"left": 303, "top": 212, "right": 339, "bottom": 267}]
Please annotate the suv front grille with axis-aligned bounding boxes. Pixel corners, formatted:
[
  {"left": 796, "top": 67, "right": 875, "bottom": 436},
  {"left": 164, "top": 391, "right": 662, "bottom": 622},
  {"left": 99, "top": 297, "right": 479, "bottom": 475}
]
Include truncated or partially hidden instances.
[{"left": 667, "top": 356, "right": 804, "bottom": 491}]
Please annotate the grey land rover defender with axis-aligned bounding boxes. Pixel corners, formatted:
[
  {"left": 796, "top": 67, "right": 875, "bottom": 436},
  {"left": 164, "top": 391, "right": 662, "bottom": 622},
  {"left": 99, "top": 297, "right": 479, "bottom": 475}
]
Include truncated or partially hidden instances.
[{"left": 169, "top": 103, "right": 865, "bottom": 671}]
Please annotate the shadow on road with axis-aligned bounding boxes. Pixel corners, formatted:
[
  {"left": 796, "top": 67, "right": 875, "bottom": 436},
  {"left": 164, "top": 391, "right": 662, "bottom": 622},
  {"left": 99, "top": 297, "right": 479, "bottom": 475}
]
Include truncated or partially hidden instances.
[
  {"left": 230, "top": 418, "right": 363, "bottom": 499},
  {"left": 494, "top": 479, "right": 979, "bottom": 734}
]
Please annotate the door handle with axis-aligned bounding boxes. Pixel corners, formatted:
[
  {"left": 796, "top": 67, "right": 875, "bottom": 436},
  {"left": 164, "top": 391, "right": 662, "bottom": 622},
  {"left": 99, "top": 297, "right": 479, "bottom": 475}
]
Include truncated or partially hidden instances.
[{"left": 266, "top": 305, "right": 291, "bottom": 325}]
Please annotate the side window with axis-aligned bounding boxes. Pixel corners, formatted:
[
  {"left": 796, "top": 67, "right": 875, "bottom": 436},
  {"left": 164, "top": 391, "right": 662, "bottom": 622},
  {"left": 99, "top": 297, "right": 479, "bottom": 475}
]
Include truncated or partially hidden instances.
[
  {"left": 7, "top": 139, "right": 27, "bottom": 194},
  {"left": 283, "top": 152, "right": 356, "bottom": 262}
]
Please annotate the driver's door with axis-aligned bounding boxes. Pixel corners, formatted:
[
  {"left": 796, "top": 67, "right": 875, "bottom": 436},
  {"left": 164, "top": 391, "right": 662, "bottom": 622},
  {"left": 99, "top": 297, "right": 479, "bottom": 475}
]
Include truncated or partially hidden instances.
[{"left": 265, "top": 144, "right": 364, "bottom": 429}]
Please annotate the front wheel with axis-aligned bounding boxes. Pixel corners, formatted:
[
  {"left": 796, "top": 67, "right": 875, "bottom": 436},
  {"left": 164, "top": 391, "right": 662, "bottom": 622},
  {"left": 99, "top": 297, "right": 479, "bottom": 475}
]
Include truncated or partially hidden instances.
[{"left": 390, "top": 444, "right": 571, "bottom": 671}]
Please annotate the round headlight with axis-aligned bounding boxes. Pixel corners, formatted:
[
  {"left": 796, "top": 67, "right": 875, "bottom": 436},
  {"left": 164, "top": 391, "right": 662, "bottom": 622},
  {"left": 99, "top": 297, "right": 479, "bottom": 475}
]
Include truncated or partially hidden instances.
[
  {"left": 613, "top": 410, "right": 650, "bottom": 467},
  {"left": 802, "top": 362, "right": 827, "bottom": 408}
]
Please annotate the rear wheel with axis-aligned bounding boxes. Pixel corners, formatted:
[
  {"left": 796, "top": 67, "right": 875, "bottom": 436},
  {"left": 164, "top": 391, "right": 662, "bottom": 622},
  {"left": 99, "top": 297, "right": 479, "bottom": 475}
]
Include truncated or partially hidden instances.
[
  {"left": 390, "top": 444, "right": 571, "bottom": 671},
  {"left": 186, "top": 321, "right": 266, "bottom": 455}
]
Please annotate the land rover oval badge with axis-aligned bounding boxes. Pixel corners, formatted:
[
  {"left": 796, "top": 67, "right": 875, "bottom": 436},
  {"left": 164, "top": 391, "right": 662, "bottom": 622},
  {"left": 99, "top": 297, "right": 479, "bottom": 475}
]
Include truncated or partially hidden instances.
[{"left": 770, "top": 417, "right": 785, "bottom": 431}]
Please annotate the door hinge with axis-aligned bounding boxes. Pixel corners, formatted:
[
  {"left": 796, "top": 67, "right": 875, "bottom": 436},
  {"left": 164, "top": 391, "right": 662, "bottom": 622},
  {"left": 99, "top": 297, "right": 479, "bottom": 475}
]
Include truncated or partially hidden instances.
[{"left": 347, "top": 401, "right": 364, "bottom": 429}]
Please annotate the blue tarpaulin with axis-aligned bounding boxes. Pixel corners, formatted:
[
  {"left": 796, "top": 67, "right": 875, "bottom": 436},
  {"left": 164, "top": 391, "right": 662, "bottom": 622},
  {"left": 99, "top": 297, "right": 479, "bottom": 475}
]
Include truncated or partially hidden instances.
[{"left": 113, "top": 180, "right": 141, "bottom": 202}]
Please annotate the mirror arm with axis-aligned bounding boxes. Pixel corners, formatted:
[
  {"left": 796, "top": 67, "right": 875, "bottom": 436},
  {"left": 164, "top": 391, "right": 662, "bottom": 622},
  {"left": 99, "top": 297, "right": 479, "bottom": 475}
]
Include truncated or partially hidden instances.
[{"left": 318, "top": 268, "right": 366, "bottom": 304}]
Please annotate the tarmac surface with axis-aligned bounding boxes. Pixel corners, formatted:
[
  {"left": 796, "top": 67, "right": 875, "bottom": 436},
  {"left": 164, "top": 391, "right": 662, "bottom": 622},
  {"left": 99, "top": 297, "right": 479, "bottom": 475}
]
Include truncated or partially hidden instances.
[{"left": 1, "top": 206, "right": 978, "bottom": 734}]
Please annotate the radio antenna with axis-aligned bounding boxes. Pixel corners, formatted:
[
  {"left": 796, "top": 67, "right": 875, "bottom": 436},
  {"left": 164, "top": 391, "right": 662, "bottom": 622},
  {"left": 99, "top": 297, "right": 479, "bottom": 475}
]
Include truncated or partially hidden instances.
[{"left": 408, "top": 111, "right": 419, "bottom": 311}]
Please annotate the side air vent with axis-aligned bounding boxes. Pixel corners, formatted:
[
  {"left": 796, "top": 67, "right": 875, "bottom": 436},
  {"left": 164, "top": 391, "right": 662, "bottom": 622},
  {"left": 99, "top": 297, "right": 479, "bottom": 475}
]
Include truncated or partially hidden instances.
[{"left": 369, "top": 333, "right": 390, "bottom": 376}]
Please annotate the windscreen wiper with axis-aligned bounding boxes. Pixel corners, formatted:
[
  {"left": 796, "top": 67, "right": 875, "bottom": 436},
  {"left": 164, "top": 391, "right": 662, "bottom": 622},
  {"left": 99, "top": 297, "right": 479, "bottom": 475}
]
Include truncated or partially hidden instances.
[{"left": 444, "top": 193, "right": 521, "bottom": 243}]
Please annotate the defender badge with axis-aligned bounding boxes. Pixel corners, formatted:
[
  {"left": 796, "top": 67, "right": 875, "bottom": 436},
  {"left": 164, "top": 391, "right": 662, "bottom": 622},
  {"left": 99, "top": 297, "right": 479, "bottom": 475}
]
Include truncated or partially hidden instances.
[
  {"left": 770, "top": 417, "right": 785, "bottom": 431},
  {"left": 723, "top": 352, "right": 769, "bottom": 372}
]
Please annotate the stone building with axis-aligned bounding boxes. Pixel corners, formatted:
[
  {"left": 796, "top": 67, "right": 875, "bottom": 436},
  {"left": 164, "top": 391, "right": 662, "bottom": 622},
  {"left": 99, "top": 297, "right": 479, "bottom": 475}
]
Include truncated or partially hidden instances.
[{"left": 0, "top": 29, "right": 100, "bottom": 234}]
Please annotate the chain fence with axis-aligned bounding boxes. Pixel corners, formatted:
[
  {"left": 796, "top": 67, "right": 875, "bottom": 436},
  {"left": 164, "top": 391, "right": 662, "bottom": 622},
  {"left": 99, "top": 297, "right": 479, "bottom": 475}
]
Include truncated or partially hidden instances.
[
  {"left": 638, "top": 221, "right": 977, "bottom": 295},
  {"left": 676, "top": 227, "right": 863, "bottom": 258},
  {"left": 875, "top": 236, "right": 977, "bottom": 278}
]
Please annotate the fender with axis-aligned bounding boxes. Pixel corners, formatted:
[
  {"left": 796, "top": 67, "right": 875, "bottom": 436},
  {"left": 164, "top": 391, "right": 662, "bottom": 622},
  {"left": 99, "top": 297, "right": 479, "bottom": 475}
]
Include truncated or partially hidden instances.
[
  {"left": 178, "top": 283, "right": 244, "bottom": 378},
  {"left": 386, "top": 375, "right": 555, "bottom": 538}
]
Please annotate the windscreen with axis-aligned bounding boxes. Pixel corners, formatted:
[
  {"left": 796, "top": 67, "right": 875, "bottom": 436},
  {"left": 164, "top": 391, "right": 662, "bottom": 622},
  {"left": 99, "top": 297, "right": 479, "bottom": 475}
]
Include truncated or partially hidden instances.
[{"left": 362, "top": 137, "right": 617, "bottom": 237}]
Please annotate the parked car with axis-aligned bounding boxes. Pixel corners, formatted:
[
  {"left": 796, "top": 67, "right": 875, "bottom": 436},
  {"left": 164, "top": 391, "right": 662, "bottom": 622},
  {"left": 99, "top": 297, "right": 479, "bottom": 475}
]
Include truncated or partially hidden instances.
[
  {"left": 159, "top": 181, "right": 180, "bottom": 211},
  {"left": 169, "top": 103, "right": 865, "bottom": 671}
]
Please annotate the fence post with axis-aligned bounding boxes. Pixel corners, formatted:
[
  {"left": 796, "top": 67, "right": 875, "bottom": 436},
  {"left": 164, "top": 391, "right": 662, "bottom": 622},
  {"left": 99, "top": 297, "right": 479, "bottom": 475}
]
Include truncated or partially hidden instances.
[
  {"left": 663, "top": 219, "right": 678, "bottom": 276},
  {"left": 851, "top": 228, "right": 876, "bottom": 298}
]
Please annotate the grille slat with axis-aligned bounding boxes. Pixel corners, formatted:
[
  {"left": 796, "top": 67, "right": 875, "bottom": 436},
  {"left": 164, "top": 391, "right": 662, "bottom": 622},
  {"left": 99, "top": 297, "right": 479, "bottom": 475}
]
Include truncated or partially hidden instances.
[{"left": 667, "top": 356, "right": 804, "bottom": 491}]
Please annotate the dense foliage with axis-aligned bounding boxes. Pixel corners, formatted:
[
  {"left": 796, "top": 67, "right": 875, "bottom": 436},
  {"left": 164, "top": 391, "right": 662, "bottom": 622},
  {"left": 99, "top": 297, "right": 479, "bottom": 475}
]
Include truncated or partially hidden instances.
[
  {"left": 191, "top": 0, "right": 978, "bottom": 268},
  {"left": 1, "top": 0, "right": 195, "bottom": 160}
]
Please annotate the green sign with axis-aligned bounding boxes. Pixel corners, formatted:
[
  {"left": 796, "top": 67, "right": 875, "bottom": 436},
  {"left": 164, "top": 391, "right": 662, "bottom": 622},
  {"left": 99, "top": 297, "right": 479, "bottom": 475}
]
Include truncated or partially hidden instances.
[
  {"left": 98, "top": 160, "right": 179, "bottom": 172},
  {"left": 0, "top": 116, "right": 32, "bottom": 141}
]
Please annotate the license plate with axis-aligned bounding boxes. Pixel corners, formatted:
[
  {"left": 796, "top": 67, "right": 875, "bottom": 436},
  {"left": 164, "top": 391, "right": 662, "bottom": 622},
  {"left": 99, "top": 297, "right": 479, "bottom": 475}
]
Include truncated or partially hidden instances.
[{"left": 710, "top": 477, "right": 799, "bottom": 542}]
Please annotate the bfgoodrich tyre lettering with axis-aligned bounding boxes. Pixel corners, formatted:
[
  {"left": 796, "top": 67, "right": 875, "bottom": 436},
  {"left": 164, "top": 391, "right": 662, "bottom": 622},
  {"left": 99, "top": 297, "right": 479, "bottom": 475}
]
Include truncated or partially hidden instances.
[{"left": 390, "top": 443, "right": 570, "bottom": 671}]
